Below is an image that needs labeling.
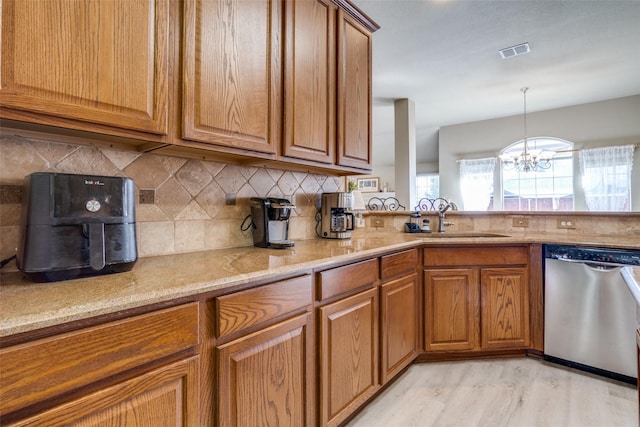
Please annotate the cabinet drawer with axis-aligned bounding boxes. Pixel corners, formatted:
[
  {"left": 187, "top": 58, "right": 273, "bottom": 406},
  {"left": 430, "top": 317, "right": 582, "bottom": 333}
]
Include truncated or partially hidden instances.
[
  {"left": 317, "top": 258, "right": 378, "bottom": 301},
  {"left": 0, "top": 303, "right": 199, "bottom": 416},
  {"left": 216, "top": 275, "right": 312, "bottom": 339},
  {"left": 424, "top": 246, "right": 528, "bottom": 267},
  {"left": 381, "top": 249, "right": 418, "bottom": 281}
]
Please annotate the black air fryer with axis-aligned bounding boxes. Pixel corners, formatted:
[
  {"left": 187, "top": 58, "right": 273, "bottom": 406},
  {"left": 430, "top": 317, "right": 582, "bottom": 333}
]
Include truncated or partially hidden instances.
[{"left": 17, "top": 172, "right": 137, "bottom": 282}]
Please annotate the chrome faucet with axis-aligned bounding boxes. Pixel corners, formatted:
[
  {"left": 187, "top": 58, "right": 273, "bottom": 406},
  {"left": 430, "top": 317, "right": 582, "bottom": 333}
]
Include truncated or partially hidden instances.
[{"left": 437, "top": 202, "right": 454, "bottom": 233}]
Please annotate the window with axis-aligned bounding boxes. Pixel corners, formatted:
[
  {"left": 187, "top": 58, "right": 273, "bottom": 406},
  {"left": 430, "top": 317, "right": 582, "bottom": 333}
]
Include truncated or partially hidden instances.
[
  {"left": 416, "top": 174, "right": 439, "bottom": 199},
  {"left": 580, "top": 145, "right": 635, "bottom": 211},
  {"left": 501, "top": 138, "right": 574, "bottom": 211},
  {"left": 459, "top": 158, "right": 496, "bottom": 210}
]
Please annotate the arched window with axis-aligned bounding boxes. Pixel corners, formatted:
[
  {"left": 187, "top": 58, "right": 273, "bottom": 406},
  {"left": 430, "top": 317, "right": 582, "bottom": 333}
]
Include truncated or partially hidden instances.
[{"left": 501, "top": 138, "right": 574, "bottom": 211}]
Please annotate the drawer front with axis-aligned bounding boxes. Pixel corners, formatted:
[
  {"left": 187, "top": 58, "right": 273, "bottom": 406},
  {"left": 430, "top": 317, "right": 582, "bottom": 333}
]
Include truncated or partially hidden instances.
[
  {"left": 216, "top": 275, "right": 312, "bottom": 339},
  {"left": 424, "top": 246, "right": 529, "bottom": 267},
  {"left": 380, "top": 249, "right": 418, "bottom": 281},
  {"left": 0, "top": 303, "right": 199, "bottom": 416},
  {"left": 317, "top": 258, "right": 378, "bottom": 301}
]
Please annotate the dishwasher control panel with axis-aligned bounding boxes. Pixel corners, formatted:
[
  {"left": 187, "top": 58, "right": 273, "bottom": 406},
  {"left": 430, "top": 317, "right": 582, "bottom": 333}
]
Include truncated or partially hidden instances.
[{"left": 545, "top": 245, "right": 640, "bottom": 266}]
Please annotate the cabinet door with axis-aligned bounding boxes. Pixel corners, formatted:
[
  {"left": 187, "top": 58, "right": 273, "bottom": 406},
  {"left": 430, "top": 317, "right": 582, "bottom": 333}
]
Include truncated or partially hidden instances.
[
  {"left": 336, "top": 9, "right": 372, "bottom": 170},
  {"left": 424, "top": 268, "right": 480, "bottom": 352},
  {"left": 481, "top": 267, "right": 530, "bottom": 349},
  {"left": 319, "top": 287, "right": 379, "bottom": 427},
  {"left": 217, "top": 313, "right": 313, "bottom": 427},
  {"left": 0, "top": 304, "right": 199, "bottom": 418},
  {"left": 282, "top": 0, "right": 336, "bottom": 163},
  {"left": 182, "top": 0, "right": 281, "bottom": 154},
  {"left": 380, "top": 273, "right": 419, "bottom": 384},
  {"left": 10, "top": 357, "right": 199, "bottom": 427},
  {"left": 0, "top": 0, "right": 169, "bottom": 134}
]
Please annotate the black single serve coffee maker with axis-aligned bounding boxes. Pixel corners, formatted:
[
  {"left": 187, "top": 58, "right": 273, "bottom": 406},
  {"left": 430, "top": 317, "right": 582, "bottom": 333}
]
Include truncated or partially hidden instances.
[
  {"left": 17, "top": 172, "right": 137, "bottom": 282},
  {"left": 249, "top": 197, "right": 295, "bottom": 249}
]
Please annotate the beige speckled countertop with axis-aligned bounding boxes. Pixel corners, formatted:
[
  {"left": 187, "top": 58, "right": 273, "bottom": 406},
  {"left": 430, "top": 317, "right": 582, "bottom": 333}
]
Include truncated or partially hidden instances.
[{"left": 1, "top": 232, "right": 639, "bottom": 338}]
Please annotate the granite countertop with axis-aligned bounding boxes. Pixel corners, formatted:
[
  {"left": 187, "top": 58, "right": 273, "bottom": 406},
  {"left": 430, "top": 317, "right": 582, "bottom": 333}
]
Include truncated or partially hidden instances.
[{"left": 1, "top": 232, "right": 639, "bottom": 338}]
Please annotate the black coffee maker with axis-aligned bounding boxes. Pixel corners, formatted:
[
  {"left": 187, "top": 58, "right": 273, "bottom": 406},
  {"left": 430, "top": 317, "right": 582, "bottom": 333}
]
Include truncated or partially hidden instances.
[
  {"left": 250, "top": 198, "right": 295, "bottom": 249},
  {"left": 17, "top": 172, "right": 137, "bottom": 282}
]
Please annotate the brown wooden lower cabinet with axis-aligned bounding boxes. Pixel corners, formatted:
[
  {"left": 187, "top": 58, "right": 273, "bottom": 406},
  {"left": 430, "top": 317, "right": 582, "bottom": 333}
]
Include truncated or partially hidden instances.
[
  {"left": 0, "top": 303, "right": 200, "bottom": 426},
  {"left": 0, "top": 244, "right": 543, "bottom": 426},
  {"left": 481, "top": 267, "right": 530, "bottom": 349},
  {"left": 424, "top": 268, "right": 480, "bottom": 352},
  {"left": 213, "top": 275, "right": 314, "bottom": 427},
  {"left": 380, "top": 273, "right": 420, "bottom": 383},
  {"left": 216, "top": 312, "right": 313, "bottom": 427},
  {"left": 8, "top": 357, "right": 199, "bottom": 427},
  {"left": 423, "top": 245, "right": 531, "bottom": 354},
  {"left": 319, "top": 287, "right": 380, "bottom": 427}
]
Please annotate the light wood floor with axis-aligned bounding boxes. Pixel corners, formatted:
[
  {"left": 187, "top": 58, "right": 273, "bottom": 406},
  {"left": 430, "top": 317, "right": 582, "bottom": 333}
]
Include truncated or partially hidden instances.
[{"left": 346, "top": 358, "right": 637, "bottom": 427}]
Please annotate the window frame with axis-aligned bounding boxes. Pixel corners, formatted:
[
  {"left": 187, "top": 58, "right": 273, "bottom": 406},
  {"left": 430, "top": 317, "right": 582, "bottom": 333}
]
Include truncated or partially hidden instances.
[{"left": 416, "top": 173, "right": 440, "bottom": 201}]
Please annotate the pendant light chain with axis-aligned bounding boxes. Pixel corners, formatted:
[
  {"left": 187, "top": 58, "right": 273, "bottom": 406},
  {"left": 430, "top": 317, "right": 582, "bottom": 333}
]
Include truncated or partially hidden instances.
[
  {"left": 522, "top": 87, "right": 528, "bottom": 155},
  {"left": 499, "top": 87, "right": 553, "bottom": 172}
]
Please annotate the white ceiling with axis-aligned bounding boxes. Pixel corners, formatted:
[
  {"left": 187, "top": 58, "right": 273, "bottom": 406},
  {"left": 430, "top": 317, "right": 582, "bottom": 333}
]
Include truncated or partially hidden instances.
[{"left": 351, "top": 0, "right": 640, "bottom": 167}]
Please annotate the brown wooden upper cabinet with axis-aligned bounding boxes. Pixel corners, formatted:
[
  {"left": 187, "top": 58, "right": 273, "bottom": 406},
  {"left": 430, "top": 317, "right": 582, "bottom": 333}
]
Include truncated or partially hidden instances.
[
  {"left": 283, "top": 1, "right": 376, "bottom": 171},
  {"left": 336, "top": 9, "right": 374, "bottom": 170},
  {"left": 181, "top": 0, "right": 282, "bottom": 156},
  {"left": 282, "top": 0, "right": 337, "bottom": 164},
  {"left": 1, "top": 0, "right": 377, "bottom": 173},
  {"left": 0, "top": 0, "right": 170, "bottom": 136}
]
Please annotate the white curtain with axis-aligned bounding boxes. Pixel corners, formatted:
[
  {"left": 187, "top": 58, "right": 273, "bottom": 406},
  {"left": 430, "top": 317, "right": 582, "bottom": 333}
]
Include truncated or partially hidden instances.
[
  {"left": 459, "top": 158, "right": 495, "bottom": 210},
  {"left": 579, "top": 145, "right": 635, "bottom": 211}
]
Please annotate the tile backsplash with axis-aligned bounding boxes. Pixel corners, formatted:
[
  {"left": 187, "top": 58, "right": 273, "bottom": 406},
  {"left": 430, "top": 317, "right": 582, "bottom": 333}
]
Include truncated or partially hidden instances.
[
  {"left": 2, "top": 135, "right": 638, "bottom": 274},
  {"left": 0, "top": 134, "right": 343, "bottom": 267},
  {"left": 355, "top": 211, "right": 640, "bottom": 237}
]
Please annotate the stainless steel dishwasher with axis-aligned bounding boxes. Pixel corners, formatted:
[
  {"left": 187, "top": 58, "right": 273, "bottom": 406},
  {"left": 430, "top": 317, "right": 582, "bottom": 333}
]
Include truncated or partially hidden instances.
[{"left": 544, "top": 244, "right": 640, "bottom": 384}]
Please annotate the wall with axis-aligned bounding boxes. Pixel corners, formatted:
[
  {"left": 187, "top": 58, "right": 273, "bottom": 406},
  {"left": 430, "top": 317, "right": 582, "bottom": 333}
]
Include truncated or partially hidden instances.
[
  {"left": 439, "top": 95, "right": 640, "bottom": 211},
  {"left": 0, "top": 135, "right": 344, "bottom": 269}
]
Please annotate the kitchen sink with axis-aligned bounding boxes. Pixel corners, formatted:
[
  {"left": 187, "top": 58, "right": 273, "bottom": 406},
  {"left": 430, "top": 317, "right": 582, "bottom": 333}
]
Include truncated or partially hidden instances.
[{"left": 419, "top": 232, "right": 510, "bottom": 238}]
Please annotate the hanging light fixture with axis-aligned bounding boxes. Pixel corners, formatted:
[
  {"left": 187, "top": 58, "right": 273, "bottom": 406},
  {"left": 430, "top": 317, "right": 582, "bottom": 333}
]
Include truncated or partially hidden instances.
[{"left": 500, "top": 87, "right": 553, "bottom": 172}]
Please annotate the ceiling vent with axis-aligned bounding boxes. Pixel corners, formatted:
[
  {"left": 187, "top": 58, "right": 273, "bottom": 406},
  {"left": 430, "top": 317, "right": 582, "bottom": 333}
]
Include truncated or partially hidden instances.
[{"left": 499, "top": 42, "right": 530, "bottom": 59}]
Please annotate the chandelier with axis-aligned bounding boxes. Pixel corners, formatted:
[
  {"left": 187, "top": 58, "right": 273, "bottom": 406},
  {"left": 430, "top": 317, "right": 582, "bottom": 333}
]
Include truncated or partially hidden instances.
[{"left": 499, "top": 87, "right": 553, "bottom": 172}]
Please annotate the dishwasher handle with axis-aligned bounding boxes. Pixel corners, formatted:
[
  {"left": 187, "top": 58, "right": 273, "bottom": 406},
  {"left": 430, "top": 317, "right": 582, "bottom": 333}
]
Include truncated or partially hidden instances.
[{"left": 552, "top": 256, "right": 626, "bottom": 270}]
